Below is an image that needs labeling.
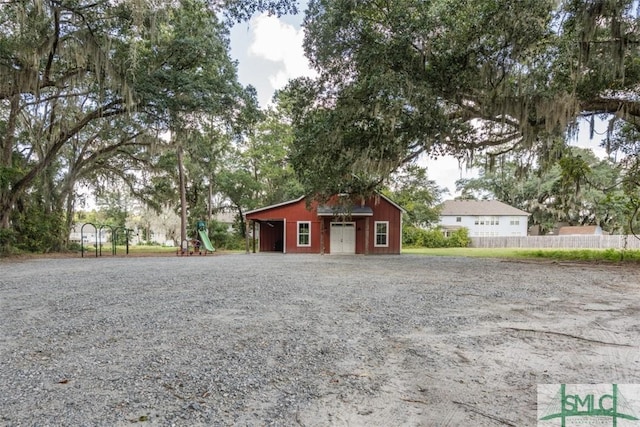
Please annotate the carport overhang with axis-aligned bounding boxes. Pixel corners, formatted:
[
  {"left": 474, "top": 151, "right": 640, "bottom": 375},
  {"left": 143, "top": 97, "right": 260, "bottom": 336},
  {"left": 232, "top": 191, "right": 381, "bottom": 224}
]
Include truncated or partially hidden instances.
[{"left": 246, "top": 217, "right": 286, "bottom": 254}]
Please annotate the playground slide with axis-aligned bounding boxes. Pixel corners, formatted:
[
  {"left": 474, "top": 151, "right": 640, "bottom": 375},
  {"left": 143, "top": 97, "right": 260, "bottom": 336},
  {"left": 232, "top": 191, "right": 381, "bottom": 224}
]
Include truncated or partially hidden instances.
[{"left": 198, "top": 229, "right": 215, "bottom": 253}]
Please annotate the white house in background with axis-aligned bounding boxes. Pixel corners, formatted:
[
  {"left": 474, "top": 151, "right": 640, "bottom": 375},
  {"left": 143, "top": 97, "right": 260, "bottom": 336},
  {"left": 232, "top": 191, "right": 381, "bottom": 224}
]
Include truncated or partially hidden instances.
[
  {"left": 214, "top": 210, "right": 237, "bottom": 233},
  {"left": 438, "top": 200, "right": 530, "bottom": 237},
  {"left": 69, "top": 223, "right": 109, "bottom": 244}
]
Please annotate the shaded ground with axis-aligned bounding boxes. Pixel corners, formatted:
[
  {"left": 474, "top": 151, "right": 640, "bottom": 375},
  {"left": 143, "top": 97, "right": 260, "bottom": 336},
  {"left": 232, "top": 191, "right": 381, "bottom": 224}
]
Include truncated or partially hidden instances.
[{"left": 1, "top": 254, "right": 639, "bottom": 426}]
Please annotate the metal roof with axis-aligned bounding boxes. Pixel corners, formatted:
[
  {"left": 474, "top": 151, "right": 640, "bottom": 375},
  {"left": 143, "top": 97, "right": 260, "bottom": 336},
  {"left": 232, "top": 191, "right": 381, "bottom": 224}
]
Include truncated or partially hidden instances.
[
  {"left": 244, "top": 196, "right": 306, "bottom": 216},
  {"left": 440, "top": 200, "right": 529, "bottom": 216},
  {"left": 245, "top": 193, "right": 405, "bottom": 217},
  {"left": 317, "top": 205, "right": 374, "bottom": 217}
]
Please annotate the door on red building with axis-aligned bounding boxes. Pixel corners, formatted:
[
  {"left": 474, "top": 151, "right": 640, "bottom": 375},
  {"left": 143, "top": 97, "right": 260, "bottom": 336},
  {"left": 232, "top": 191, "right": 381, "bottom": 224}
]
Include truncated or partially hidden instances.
[{"left": 330, "top": 222, "right": 356, "bottom": 254}]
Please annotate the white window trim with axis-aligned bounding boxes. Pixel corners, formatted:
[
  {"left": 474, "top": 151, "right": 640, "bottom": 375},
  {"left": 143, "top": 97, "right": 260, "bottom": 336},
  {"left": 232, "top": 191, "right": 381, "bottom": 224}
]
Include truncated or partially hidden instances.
[
  {"left": 297, "top": 221, "right": 311, "bottom": 247},
  {"left": 374, "top": 221, "right": 389, "bottom": 247}
]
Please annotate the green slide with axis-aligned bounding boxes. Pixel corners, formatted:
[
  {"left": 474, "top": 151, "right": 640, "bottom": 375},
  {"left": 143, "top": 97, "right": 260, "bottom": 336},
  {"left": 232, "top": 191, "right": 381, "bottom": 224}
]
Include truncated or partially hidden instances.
[{"left": 198, "top": 229, "right": 215, "bottom": 253}]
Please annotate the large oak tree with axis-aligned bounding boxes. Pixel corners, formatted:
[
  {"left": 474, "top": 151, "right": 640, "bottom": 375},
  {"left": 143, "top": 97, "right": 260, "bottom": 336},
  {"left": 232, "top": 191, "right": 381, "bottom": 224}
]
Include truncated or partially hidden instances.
[
  {"left": 288, "top": 0, "right": 640, "bottom": 199},
  {"left": 0, "top": 0, "right": 299, "bottom": 251}
]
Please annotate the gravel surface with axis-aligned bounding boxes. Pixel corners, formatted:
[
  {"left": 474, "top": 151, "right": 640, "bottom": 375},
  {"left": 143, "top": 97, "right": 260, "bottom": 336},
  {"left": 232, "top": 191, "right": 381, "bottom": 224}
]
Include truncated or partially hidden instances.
[{"left": 1, "top": 254, "right": 639, "bottom": 426}]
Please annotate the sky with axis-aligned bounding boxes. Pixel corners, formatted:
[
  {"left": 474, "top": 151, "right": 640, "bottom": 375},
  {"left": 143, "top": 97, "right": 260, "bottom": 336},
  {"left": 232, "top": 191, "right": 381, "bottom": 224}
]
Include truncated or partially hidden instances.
[
  {"left": 229, "top": 8, "right": 312, "bottom": 107},
  {"left": 228, "top": 9, "right": 473, "bottom": 198},
  {"left": 227, "top": 5, "right": 610, "bottom": 200}
]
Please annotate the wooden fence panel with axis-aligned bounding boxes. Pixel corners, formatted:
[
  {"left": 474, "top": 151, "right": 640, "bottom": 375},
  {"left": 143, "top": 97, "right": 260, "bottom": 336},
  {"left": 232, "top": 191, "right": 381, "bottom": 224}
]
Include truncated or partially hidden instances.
[{"left": 470, "top": 235, "right": 640, "bottom": 249}]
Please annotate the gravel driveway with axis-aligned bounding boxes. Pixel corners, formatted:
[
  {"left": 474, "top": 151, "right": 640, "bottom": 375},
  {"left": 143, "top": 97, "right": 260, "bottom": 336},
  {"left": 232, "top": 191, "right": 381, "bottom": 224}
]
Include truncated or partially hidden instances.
[{"left": 1, "top": 254, "right": 639, "bottom": 426}]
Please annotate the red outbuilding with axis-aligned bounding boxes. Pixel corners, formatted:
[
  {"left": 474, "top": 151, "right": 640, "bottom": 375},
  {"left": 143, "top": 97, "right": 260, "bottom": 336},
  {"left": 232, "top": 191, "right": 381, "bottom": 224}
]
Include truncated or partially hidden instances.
[{"left": 244, "top": 194, "right": 404, "bottom": 255}]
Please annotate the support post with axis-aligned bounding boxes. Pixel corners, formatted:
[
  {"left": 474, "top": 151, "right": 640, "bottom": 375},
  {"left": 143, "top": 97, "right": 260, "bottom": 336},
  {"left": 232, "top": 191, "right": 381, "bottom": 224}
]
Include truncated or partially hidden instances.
[
  {"left": 252, "top": 221, "right": 256, "bottom": 253},
  {"left": 365, "top": 217, "right": 370, "bottom": 255},
  {"left": 81, "top": 222, "right": 98, "bottom": 258},
  {"left": 245, "top": 218, "right": 250, "bottom": 254}
]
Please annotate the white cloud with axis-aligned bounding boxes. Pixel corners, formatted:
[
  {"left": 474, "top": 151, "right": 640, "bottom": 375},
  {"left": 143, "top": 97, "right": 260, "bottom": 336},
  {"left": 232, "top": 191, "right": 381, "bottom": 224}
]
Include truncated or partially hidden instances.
[
  {"left": 422, "top": 155, "right": 478, "bottom": 200},
  {"left": 248, "top": 13, "right": 317, "bottom": 92}
]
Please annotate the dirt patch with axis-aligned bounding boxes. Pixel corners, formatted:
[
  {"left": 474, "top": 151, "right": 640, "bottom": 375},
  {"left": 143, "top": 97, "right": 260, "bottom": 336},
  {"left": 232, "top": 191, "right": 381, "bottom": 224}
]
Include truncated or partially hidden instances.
[{"left": 1, "top": 254, "right": 638, "bottom": 425}]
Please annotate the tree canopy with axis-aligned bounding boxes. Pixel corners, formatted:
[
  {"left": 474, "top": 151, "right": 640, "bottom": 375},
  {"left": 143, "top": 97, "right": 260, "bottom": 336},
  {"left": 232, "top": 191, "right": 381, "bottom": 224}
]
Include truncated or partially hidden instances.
[
  {"left": 4, "top": 0, "right": 640, "bottom": 253},
  {"left": 456, "top": 146, "right": 637, "bottom": 234},
  {"left": 287, "top": 0, "right": 640, "bottom": 199},
  {"left": 0, "top": 0, "right": 299, "bottom": 252}
]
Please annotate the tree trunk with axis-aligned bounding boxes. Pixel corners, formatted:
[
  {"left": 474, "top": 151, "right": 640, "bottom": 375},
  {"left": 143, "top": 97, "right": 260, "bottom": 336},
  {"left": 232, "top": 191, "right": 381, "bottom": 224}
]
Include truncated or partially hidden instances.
[
  {"left": 1, "top": 100, "right": 126, "bottom": 231},
  {"left": 63, "top": 190, "right": 75, "bottom": 250},
  {"left": 207, "top": 180, "right": 213, "bottom": 222},
  {"left": 235, "top": 203, "right": 245, "bottom": 238},
  {"left": 177, "top": 143, "right": 188, "bottom": 245},
  {"left": 0, "top": 94, "right": 21, "bottom": 230}
]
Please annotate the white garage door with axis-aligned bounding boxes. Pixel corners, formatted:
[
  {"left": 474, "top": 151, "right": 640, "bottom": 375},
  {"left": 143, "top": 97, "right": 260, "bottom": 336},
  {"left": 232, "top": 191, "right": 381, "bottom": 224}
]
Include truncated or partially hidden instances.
[{"left": 330, "top": 222, "right": 356, "bottom": 254}]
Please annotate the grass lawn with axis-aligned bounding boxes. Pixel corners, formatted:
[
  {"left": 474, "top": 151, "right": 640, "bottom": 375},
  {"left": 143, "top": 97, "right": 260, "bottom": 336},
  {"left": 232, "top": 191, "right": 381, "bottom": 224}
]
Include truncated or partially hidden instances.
[
  {"left": 120, "top": 245, "right": 178, "bottom": 255},
  {"left": 117, "top": 246, "right": 640, "bottom": 262},
  {"left": 403, "top": 247, "right": 640, "bottom": 263}
]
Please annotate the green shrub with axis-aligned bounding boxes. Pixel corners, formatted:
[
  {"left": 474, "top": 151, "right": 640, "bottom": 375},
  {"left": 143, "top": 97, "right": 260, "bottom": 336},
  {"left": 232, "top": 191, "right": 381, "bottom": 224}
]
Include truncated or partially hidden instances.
[
  {"left": 521, "top": 248, "right": 640, "bottom": 263},
  {"left": 401, "top": 225, "right": 422, "bottom": 246},
  {"left": 403, "top": 225, "right": 470, "bottom": 248},
  {"left": 418, "top": 229, "right": 447, "bottom": 248},
  {"left": 67, "top": 242, "right": 83, "bottom": 252},
  {"left": 210, "top": 222, "right": 246, "bottom": 250},
  {"left": 13, "top": 207, "right": 65, "bottom": 252},
  {"left": 0, "top": 228, "right": 17, "bottom": 255},
  {"left": 447, "top": 228, "right": 471, "bottom": 248}
]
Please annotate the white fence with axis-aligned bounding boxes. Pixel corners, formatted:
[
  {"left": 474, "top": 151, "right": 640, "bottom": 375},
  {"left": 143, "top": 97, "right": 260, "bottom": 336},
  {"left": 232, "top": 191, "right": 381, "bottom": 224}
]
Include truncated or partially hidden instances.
[{"left": 471, "top": 235, "right": 640, "bottom": 249}]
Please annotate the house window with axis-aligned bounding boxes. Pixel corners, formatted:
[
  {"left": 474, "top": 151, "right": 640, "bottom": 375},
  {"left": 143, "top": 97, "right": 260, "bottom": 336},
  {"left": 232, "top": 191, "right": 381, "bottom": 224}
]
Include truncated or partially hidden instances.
[
  {"left": 510, "top": 217, "right": 520, "bottom": 226},
  {"left": 297, "top": 221, "right": 311, "bottom": 246},
  {"left": 478, "top": 216, "right": 499, "bottom": 226},
  {"left": 456, "top": 216, "right": 462, "bottom": 223},
  {"left": 375, "top": 221, "right": 389, "bottom": 247}
]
